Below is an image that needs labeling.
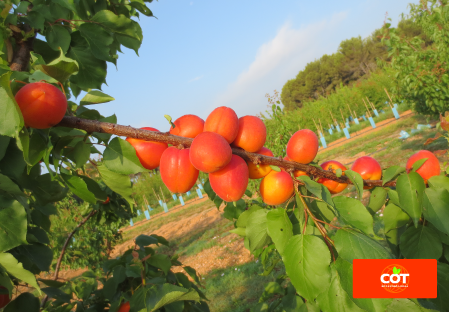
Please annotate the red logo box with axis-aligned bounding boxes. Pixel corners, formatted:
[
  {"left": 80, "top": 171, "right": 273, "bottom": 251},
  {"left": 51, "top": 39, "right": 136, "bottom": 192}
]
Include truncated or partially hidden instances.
[{"left": 353, "top": 259, "right": 437, "bottom": 298}]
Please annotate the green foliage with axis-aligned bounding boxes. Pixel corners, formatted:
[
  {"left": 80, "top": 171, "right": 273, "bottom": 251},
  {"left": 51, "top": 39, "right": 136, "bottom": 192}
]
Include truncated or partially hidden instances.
[{"left": 383, "top": 0, "right": 449, "bottom": 115}]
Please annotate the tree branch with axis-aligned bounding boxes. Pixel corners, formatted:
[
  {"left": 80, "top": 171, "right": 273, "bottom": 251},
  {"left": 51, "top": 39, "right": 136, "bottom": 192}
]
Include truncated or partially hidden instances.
[{"left": 57, "top": 116, "right": 396, "bottom": 187}]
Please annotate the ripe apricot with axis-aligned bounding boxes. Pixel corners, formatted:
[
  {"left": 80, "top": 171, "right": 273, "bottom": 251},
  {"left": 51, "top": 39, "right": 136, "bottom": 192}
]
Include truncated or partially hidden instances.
[
  {"left": 102, "top": 197, "right": 110, "bottom": 204},
  {"left": 209, "top": 155, "right": 249, "bottom": 202},
  {"left": 15, "top": 82, "right": 67, "bottom": 129},
  {"left": 406, "top": 150, "right": 441, "bottom": 182},
  {"left": 189, "top": 132, "right": 232, "bottom": 173},
  {"left": 160, "top": 147, "right": 199, "bottom": 193},
  {"left": 247, "top": 147, "right": 274, "bottom": 179},
  {"left": 283, "top": 156, "right": 309, "bottom": 177},
  {"left": 317, "top": 160, "right": 348, "bottom": 194},
  {"left": 232, "top": 115, "right": 266, "bottom": 152},
  {"left": 126, "top": 127, "right": 168, "bottom": 170},
  {"left": 0, "top": 287, "right": 10, "bottom": 309},
  {"left": 204, "top": 106, "right": 239, "bottom": 143},
  {"left": 351, "top": 156, "right": 382, "bottom": 189},
  {"left": 169, "top": 114, "right": 204, "bottom": 138},
  {"left": 118, "top": 301, "right": 130, "bottom": 312},
  {"left": 260, "top": 171, "right": 294, "bottom": 205},
  {"left": 286, "top": 129, "right": 319, "bottom": 164}
]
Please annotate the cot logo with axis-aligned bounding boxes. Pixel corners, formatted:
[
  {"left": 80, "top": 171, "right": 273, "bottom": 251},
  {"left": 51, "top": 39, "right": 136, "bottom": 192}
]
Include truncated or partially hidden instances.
[{"left": 380, "top": 264, "right": 409, "bottom": 293}]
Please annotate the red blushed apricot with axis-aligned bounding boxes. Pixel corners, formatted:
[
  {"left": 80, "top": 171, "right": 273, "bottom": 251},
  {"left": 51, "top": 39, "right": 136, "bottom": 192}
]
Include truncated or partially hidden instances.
[
  {"left": 118, "top": 302, "right": 130, "bottom": 312},
  {"left": 248, "top": 147, "right": 273, "bottom": 179},
  {"left": 317, "top": 160, "right": 348, "bottom": 194},
  {"left": 126, "top": 127, "right": 168, "bottom": 170},
  {"left": 204, "top": 106, "right": 239, "bottom": 143},
  {"left": 286, "top": 129, "right": 319, "bottom": 164},
  {"left": 260, "top": 171, "right": 294, "bottom": 206},
  {"left": 283, "top": 156, "right": 309, "bottom": 178},
  {"left": 189, "top": 132, "right": 232, "bottom": 173},
  {"left": 209, "top": 155, "right": 249, "bottom": 202},
  {"left": 0, "top": 286, "right": 10, "bottom": 310},
  {"left": 406, "top": 150, "right": 441, "bottom": 182},
  {"left": 232, "top": 116, "right": 266, "bottom": 152},
  {"left": 160, "top": 147, "right": 199, "bottom": 193},
  {"left": 351, "top": 156, "right": 382, "bottom": 189},
  {"left": 169, "top": 114, "right": 204, "bottom": 138},
  {"left": 15, "top": 82, "right": 67, "bottom": 129}
]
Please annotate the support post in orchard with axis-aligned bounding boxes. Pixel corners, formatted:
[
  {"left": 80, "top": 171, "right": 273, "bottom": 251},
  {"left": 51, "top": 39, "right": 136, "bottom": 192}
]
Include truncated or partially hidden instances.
[
  {"left": 385, "top": 88, "right": 400, "bottom": 119},
  {"left": 363, "top": 99, "right": 376, "bottom": 129},
  {"left": 367, "top": 97, "right": 379, "bottom": 117}
]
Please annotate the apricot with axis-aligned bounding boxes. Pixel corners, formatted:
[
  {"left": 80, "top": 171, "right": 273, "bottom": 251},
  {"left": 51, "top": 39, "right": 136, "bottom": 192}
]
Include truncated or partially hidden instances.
[
  {"left": 0, "top": 286, "right": 10, "bottom": 309},
  {"left": 286, "top": 129, "right": 319, "bottom": 164},
  {"left": 126, "top": 127, "right": 168, "bottom": 170},
  {"left": 204, "top": 106, "right": 239, "bottom": 143},
  {"left": 189, "top": 132, "right": 232, "bottom": 173},
  {"left": 351, "top": 156, "right": 382, "bottom": 189},
  {"left": 283, "top": 156, "right": 309, "bottom": 177},
  {"left": 15, "top": 82, "right": 67, "bottom": 129},
  {"left": 160, "top": 147, "right": 199, "bottom": 193},
  {"left": 317, "top": 160, "right": 348, "bottom": 194},
  {"left": 247, "top": 147, "right": 274, "bottom": 179},
  {"left": 169, "top": 114, "right": 204, "bottom": 138},
  {"left": 260, "top": 171, "right": 294, "bottom": 206},
  {"left": 209, "top": 155, "right": 249, "bottom": 202},
  {"left": 232, "top": 115, "right": 266, "bottom": 152},
  {"left": 118, "top": 301, "right": 130, "bottom": 312},
  {"left": 406, "top": 150, "right": 441, "bottom": 182}
]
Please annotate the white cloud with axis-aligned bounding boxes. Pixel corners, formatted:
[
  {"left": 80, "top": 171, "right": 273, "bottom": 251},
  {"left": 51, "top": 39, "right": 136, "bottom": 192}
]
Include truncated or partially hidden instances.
[
  {"left": 188, "top": 75, "right": 203, "bottom": 82},
  {"left": 213, "top": 12, "right": 348, "bottom": 116}
]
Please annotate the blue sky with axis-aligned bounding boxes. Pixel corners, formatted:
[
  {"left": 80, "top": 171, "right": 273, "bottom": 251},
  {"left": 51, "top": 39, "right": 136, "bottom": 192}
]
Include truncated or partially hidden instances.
[{"left": 88, "top": 0, "right": 414, "bottom": 132}]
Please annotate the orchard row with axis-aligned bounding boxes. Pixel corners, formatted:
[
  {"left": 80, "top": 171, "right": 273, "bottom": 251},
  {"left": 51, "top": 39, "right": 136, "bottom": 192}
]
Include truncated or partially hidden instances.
[{"left": 15, "top": 82, "right": 442, "bottom": 206}]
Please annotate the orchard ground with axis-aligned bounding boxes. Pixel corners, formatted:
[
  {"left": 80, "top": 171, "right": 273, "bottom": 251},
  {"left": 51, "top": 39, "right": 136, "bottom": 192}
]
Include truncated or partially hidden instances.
[{"left": 47, "top": 112, "right": 448, "bottom": 312}]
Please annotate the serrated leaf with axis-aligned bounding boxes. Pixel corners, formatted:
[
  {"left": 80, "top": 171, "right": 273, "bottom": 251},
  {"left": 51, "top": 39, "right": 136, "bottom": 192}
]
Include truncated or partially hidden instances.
[
  {"left": 79, "top": 23, "right": 114, "bottom": 62},
  {"left": 367, "top": 187, "right": 387, "bottom": 214},
  {"left": 103, "top": 137, "right": 147, "bottom": 174},
  {"left": 246, "top": 209, "right": 270, "bottom": 253},
  {"left": 266, "top": 208, "right": 293, "bottom": 255},
  {"left": 387, "top": 189, "right": 400, "bottom": 206},
  {"left": 334, "top": 229, "right": 393, "bottom": 263},
  {"left": 382, "top": 166, "right": 406, "bottom": 185},
  {"left": 0, "top": 253, "right": 40, "bottom": 293},
  {"left": 70, "top": 141, "right": 91, "bottom": 168},
  {"left": 396, "top": 172, "right": 425, "bottom": 227},
  {"left": 428, "top": 175, "right": 449, "bottom": 193},
  {"left": 146, "top": 284, "right": 200, "bottom": 311},
  {"left": 429, "top": 263, "right": 449, "bottom": 310},
  {"left": 399, "top": 224, "right": 442, "bottom": 259},
  {"left": 423, "top": 187, "right": 449, "bottom": 236},
  {"left": 35, "top": 50, "right": 79, "bottom": 83},
  {"left": 298, "top": 176, "right": 334, "bottom": 208},
  {"left": 91, "top": 10, "right": 143, "bottom": 40},
  {"left": 61, "top": 174, "right": 96, "bottom": 204},
  {"left": 0, "top": 196, "right": 27, "bottom": 252},
  {"left": 283, "top": 235, "right": 331, "bottom": 301},
  {"left": 79, "top": 176, "right": 107, "bottom": 201},
  {"left": 383, "top": 203, "right": 410, "bottom": 233},
  {"left": 334, "top": 196, "right": 375, "bottom": 237},
  {"left": 344, "top": 169, "right": 364, "bottom": 200},
  {"left": 80, "top": 91, "right": 114, "bottom": 105},
  {"left": 411, "top": 158, "right": 428, "bottom": 172},
  {"left": 45, "top": 25, "right": 71, "bottom": 54}
]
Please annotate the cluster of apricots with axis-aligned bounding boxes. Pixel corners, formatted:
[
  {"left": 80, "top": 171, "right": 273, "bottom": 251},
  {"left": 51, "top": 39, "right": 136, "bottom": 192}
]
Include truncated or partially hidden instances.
[{"left": 14, "top": 82, "right": 442, "bottom": 207}]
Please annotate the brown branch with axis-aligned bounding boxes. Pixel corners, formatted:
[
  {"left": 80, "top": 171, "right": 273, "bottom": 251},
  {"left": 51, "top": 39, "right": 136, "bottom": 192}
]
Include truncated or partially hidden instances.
[
  {"left": 57, "top": 116, "right": 397, "bottom": 187},
  {"left": 40, "top": 209, "right": 97, "bottom": 308}
]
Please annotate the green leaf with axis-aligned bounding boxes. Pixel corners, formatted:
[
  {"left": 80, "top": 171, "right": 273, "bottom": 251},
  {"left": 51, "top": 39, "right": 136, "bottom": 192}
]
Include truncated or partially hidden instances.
[
  {"left": 411, "top": 158, "right": 428, "bottom": 172},
  {"left": 0, "top": 72, "right": 23, "bottom": 137},
  {"left": 147, "top": 254, "right": 172, "bottom": 275},
  {"left": 183, "top": 266, "right": 202, "bottom": 286},
  {"left": 68, "top": 32, "right": 106, "bottom": 90},
  {"left": 367, "top": 187, "right": 387, "bottom": 214},
  {"left": 3, "top": 292, "right": 39, "bottom": 312},
  {"left": 428, "top": 175, "right": 449, "bottom": 193},
  {"left": 146, "top": 284, "right": 200, "bottom": 311},
  {"left": 429, "top": 263, "right": 449, "bottom": 310},
  {"left": 135, "top": 234, "right": 159, "bottom": 248},
  {"left": 334, "top": 196, "right": 376, "bottom": 237},
  {"left": 130, "top": 0, "right": 153, "bottom": 16},
  {"left": 0, "top": 197, "right": 27, "bottom": 252},
  {"left": 284, "top": 235, "right": 331, "bottom": 301},
  {"left": 316, "top": 264, "right": 365, "bottom": 312},
  {"left": 61, "top": 174, "right": 97, "bottom": 204},
  {"left": 0, "top": 173, "right": 23, "bottom": 196},
  {"left": 223, "top": 200, "right": 245, "bottom": 220},
  {"left": 269, "top": 165, "right": 281, "bottom": 172},
  {"left": 116, "top": 33, "right": 142, "bottom": 55},
  {"left": 0, "top": 136, "right": 10, "bottom": 161},
  {"left": 399, "top": 224, "right": 442, "bottom": 259},
  {"left": 69, "top": 141, "right": 91, "bottom": 168},
  {"left": 19, "top": 243, "right": 53, "bottom": 271},
  {"left": 79, "top": 176, "right": 107, "bottom": 201},
  {"left": 382, "top": 166, "right": 406, "bottom": 185},
  {"left": 298, "top": 176, "right": 334, "bottom": 208},
  {"left": 229, "top": 227, "right": 246, "bottom": 236},
  {"left": 22, "top": 11, "right": 45, "bottom": 30},
  {"left": 334, "top": 258, "right": 392, "bottom": 312},
  {"left": 80, "top": 91, "right": 115, "bottom": 105},
  {"left": 45, "top": 25, "right": 71, "bottom": 54},
  {"left": 334, "top": 229, "right": 393, "bottom": 263},
  {"left": 236, "top": 205, "right": 262, "bottom": 228},
  {"left": 423, "top": 187, "right": 449, "bottom": 236},
  {"left": 91, "top": 10, "right": 143, "bottom": 40},
  {"left": 17, "top": 128, "right": 47, "bottom": 167},
  {"left": 266, "top": 208, "right": 293, "bottom": 255},
  {"left": 387, "top": 189, "right": 400, "bottom": 206},
  {"left": 281, "top": 294, "right": 304, "bottom": 312},
  {"left": 30, "top": 174, "right": 68, "bottom": 204},
  {"left": 103, "top": 137, "right": 147, "bottom": 174},
  {"left": 35, "top": 50, "right": 79, "bottom": 83},
  {"left": 0, "top": 253, "right": 40, "bottom": 293},
  {"left": 259, "top": 282, "right": 285, "bottom": 303},
  {"left": 335, "top": 168, "right": 342, "bottom": 177},
  {"left": 28, "top": 70, "right": 58, "bottom": 84},
  {"left": 383, "top": 203, "right": 410, "bottom": 233},
  {"left": 97, "top": 164, "right": 134, "bottom": 207},
  {"left": 38, "top": 279, "right": 66, "bottom": 288},
  {"left": 246, "top": 209, "right": 270, "bottom": 253},
  {"left": 396, "top": 172, "right": 425, "bottom": 227},
  {"left": 344, "top": 169, "right": 364, "bottom": 200},
  {"left": 42, "top": 287, "right": 72, "bottom": 303},
  {"left": 386, "top": 299, "right": 429, "bottom": 312},
  {"left": 79, "top": 23, "right": 114, "bottom": 62}
]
